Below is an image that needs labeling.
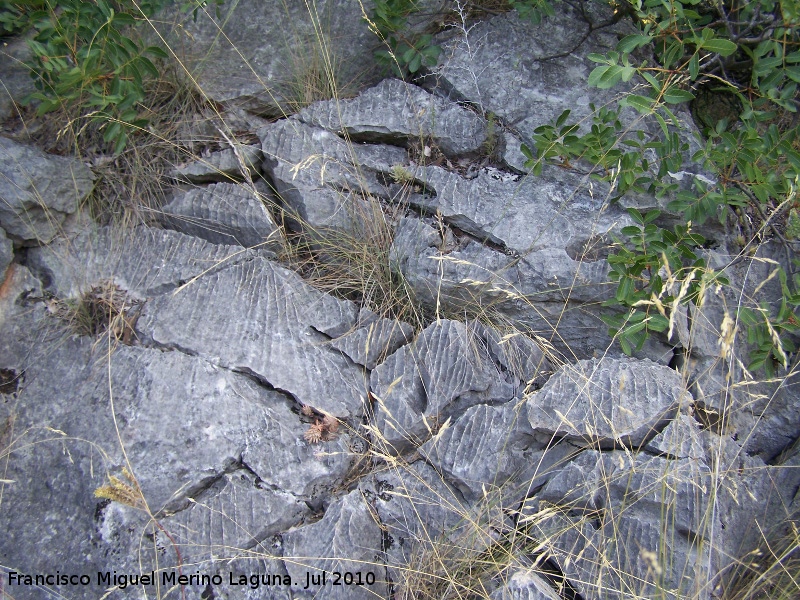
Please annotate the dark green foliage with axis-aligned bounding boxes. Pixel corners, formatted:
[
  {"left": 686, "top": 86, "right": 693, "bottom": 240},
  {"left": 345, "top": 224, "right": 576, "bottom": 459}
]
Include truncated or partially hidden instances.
[
  {"left": 508, "top": 0, "right": 555, "bottom": 24},
  {"left": 371, "top": 0, "right": 441, "bottom": 76},
  {"left": 7, "top": 0, "right": 218, "bottom": 153}
]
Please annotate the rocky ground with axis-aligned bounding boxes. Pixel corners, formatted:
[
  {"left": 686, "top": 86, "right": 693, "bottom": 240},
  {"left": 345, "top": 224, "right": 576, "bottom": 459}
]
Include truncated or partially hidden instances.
[{"left": 1, "top": 2, "right": 798, "bottom": 600}]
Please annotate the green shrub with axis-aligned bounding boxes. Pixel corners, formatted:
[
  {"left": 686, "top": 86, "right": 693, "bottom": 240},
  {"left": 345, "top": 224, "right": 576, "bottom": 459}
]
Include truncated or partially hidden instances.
[
  {"left": 13, "top": 0, "right": 172, "bottom": 153},
  {"left": 371, "top": 0, "right": 442, "bottom": 76},
  {"left": 521, "top": 0, "right": 800, "bottom": 374},
  {"left": 8, "top": 0, "right": 220, "bottom": 153}
]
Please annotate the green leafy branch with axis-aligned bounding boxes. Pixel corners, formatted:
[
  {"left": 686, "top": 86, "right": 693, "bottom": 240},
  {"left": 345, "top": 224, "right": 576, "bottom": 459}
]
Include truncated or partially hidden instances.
[{"left": 370, "top": 0, "right": 441, "bottom": 75}]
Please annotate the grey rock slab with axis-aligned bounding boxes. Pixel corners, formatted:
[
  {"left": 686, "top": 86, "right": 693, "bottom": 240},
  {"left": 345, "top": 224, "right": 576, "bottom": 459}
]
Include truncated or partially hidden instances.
[
  {"left": 522, "top": 424, "right": 782, "bottom": 600},
  {"left": 490, "top": 571, "right": 562, "bottom": 600},
  {"left": 160, "top": 181, "right": 281, "bottom": 249},
  {"left": 298, "top": 78, "right": 488, "bottom": 155},
  {"left": 260, "top": 119, "right": 404, "bottom": 237},
  {"left": 330, "top": 307, "right": 414, "bottom": 370},
  {"left": 0, "top": 136, "right": 94, "bottom": 244},
  {"left": 210, "top": 558, "right": 294, "bottom": 600},
  {"left": 644, "top": 413, "right": 707, "bottom": 459},
  {"left": 526, "top": 357, "right": 688, "bottom": 449},
  {"left": 157, "top": 468, "right": 307, "bottom": 563},
  {"left": 500, "top": 130, "right": 530, "bottom": 173},
  {"left": 523, "top": 449, "right": 712, "bottom": 600},
  {"left": 0, "top": 263, "right": 47, "bottom": 373},
  {"left": 26, "top": 224, "right": 248, "bottom": 300},
  {"left": 419, "top": 401, "right": 578, "bottom": 502},
  {"left": 678, "top": 245, "right": 800, "bottom": 460},
  {"left": 173, "top": 144, "right": 263, "bottom": 183},
  {"left": 388, "top": 215, "right": 632, "bottom": 359},
  {"left": 474, "top": 320, "right": 554, "bottom": 388},
  {"left": 76, "top": 344, "right": 348, "bottom": 510},
  {"left": 104, "top": 346, "right": 353, "bottom": 508},
  {"left": 408, "top": 163, "right": 630, "bottom": 258},
  {"left": 138, "top": 255, "right": 367, "bottom": 418},
  {"left": 157, "top": 0, "right": 383, "bottom": 116},
  {"left": 0, "top": 227, "right": 12, "bottom": 280},
  {"left": 428, "top": 2, "right": 636, "bottom": 139},
  {"left": 370, "top": 319, "right": 518, "bottom": 452},
  {"left": 281, "top": 489, "right": 389, "bottom": 600},
  {"left": 0, "top": 336, "right": 349, "bottom": 599}
]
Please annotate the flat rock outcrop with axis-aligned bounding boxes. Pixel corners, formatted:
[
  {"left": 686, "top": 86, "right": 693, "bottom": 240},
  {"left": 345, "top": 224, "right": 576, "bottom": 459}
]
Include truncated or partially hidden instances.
[
  {"left": 26, "top": 225, "right": 249, "bottom": 299},
  {"left": 526, "top": 357, "right": 687, "bottom": 449},
  {"left": 260, "top": 118, "right": 406, "bottom": 237},
  {"left": 428, "top": 1, "right": 636, "bottom": 138},
  {"left": 172, "top": 144, "right": 263, "bottom": 184},
  {"left": 138, "top": 255, "right": 367, "bottom": 418},
  {"left": 158, "top": 0, "right": 383, "bottom": 116}
]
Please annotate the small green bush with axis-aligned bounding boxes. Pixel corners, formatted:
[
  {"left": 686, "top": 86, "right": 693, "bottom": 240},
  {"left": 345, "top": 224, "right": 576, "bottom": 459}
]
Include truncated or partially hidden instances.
[
  {"left": 10, "top": 0, "right": 173, "bottom": 153},
  {"left": 371, "top": 0, "right": 442, "bottom": 75},
  {"left": 6, "top": 0, "right": 220, "bottom": 153}
]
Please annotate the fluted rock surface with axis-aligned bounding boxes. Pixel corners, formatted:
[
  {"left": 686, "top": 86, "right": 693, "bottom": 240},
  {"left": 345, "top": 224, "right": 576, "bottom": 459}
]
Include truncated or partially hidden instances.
[
  {"left": 526, "top": 357, "right": 687, "bottom": 448},
  {"left": 0, "top": 136, "right": 94, "bottom": 243},
  {"left": 138, "top": 256, "right": 366, "bottom": 417},
  {"left": 298, "top": 78, "right": 488, "bottom": 155},
  {"left": 282, "top": 489, "right": 390, "bottom": 600},
  {"left": 26, "top": 225, "right": 248, "bottom": 299},
  {"left": 370, "top": 319, "right": 519, "bottom": 451},
  {"left": 161, "top": 181, "right": 280, "bottom": 249}
]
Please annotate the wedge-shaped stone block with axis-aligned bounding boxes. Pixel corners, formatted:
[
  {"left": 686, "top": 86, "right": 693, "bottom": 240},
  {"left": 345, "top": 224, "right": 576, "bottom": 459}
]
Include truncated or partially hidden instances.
[
  {"left": 298, "top": 78, "right": 487, "bottom": 155},
  {"left": 173, "top": 144, "right": 262, "bottom": 183},
  {"left": 330, "top": 307, "right": 414, "bottom": 370},
  {"left": 161, "top": 181, "right": 281, "bottom": 248},
  {"left": 526, "top": 357, "right": 686, "bottom": 448},
  {"left": 419, "top": 401, "right": 576, "bottom": 502},
  {"left": 260, "top": 119, "right": 405, "bottom": 237},
  {"left": 370, "top": 319, "right": 518, "bottom": 452},
  {"left": 0, "top": 136, "right": 94, "bottom": 243},
  {"left": 139, "top": 256, "right": 366, "bottom": 417},
  {"left": 159, "top": 469, "right": 306, "bottom": 564},
  {"left": 282, "top": 489, "right": 389, "bottom": 599}
]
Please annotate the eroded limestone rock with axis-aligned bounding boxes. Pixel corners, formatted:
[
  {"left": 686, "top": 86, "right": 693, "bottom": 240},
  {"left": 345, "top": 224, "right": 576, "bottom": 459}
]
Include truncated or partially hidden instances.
[
  {"left": 370, "top": 319, "right": 519, "bottom": 452},
  {"left": 0, "top": 136, "right": 94, "bottom": 244},
  {"left": 526, "top": 357, "right": 687, "bottom": 449},
  {"left": 298, "top": 78, "right": 487, "bottom": 155},
  {"left": 160, "top": 181, "right": 281, "bottom": 249},
  {"left": 282, "top": 489, "right": 389, "bottom": 599}
]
